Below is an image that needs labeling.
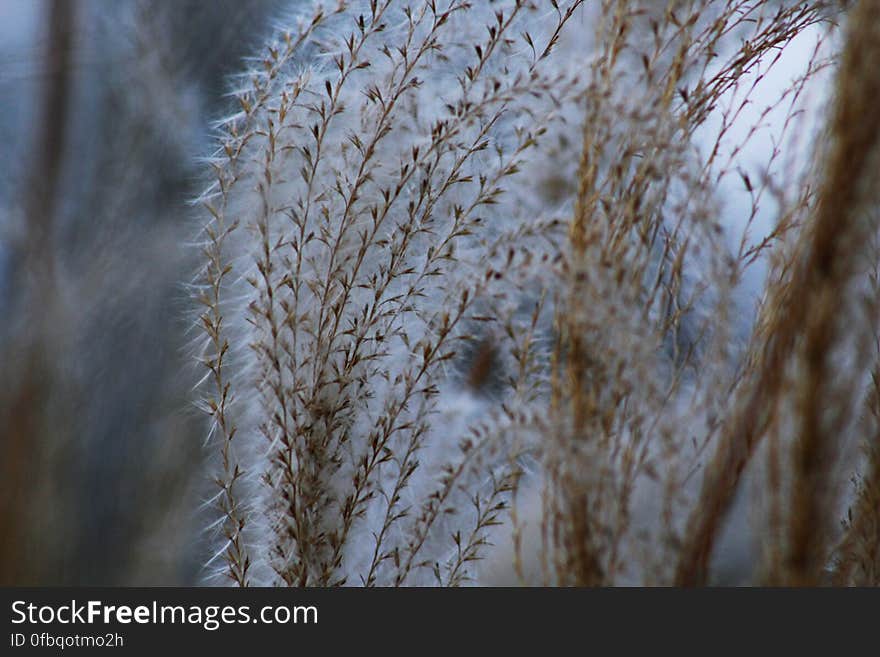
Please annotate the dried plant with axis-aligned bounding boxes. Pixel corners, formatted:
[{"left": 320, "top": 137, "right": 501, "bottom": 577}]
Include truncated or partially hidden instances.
[{"left": 196, "top": 0, "right": 880, "bottom": 587}]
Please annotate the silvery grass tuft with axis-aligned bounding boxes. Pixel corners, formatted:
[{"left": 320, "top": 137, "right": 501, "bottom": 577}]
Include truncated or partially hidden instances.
[
  {"left": 196, "top": 0, "right": 880, "bottom": 586},
  {"left": 196, "top": 0, "right": 589, "bottom": 586}
]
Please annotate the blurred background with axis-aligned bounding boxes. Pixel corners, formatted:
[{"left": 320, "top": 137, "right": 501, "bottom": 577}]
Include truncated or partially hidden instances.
[{"left": 0, "top": 0, "right": 284, "bottom": 585}]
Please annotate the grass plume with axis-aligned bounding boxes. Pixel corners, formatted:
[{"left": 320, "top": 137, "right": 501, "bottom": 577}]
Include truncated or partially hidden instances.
[{"left": 195, "top": 0, "right": 880, "bottom": 587}]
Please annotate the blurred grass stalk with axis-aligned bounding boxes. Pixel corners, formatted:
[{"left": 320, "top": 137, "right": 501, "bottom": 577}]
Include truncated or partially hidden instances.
[{"left": 675, "top": 0, "right": 880, "bottom": 586}]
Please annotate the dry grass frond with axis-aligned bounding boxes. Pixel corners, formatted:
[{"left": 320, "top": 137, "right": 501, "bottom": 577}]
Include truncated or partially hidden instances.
[
  {"left": 676, "top": 0, "right": 880, "bottom": 586},
  {"left": 195, "top": 0, "right": 880, "bottom": 587}
]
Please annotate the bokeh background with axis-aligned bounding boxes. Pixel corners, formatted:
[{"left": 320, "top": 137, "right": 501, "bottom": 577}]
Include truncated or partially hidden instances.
[{"left": 0, "top": 0, "right": 285, "bottom": 585}]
